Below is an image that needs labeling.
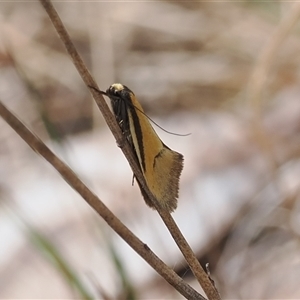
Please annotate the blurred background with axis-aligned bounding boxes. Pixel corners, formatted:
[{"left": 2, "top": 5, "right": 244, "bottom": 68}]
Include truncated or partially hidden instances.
[{"left": 1, "top": 1, "right": 300, "bottom": 299}]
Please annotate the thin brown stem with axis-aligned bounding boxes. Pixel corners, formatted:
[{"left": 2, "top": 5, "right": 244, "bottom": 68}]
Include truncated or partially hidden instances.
[
  {"left": 157, "top": 209, "right": 220, "bottom": 300},
  {"left": 0, "top": 100, "right": 205, "bottom": 300},
  {"left": 38, "top": 0, "right": 221, "bottom": 299}
]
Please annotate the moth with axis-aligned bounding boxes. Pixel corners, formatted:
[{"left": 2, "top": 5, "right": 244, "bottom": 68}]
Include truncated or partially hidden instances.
[{"left": 100, "top": 83, "right": 183, "bottom": 212}]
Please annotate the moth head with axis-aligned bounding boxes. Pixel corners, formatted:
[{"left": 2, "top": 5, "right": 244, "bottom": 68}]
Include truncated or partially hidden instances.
[{"left": 106, "top": 83, "right": 134, "bottom": 102}]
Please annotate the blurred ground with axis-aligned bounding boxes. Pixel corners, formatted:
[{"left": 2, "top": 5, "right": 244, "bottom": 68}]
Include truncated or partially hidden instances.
[{"left": 1, "top": 1, "right": 300, "bottom": 299}]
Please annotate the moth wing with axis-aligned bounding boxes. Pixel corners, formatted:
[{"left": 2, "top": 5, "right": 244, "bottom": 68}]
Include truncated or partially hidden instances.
[{"left": 146, "top": 146, "right": 184, "bottom": 212}]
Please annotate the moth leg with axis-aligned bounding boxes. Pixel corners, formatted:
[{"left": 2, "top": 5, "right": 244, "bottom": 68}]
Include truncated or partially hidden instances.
[
  {"left": 116, "top": 120, "right": 131, "bottom": 148},
  {"left": 116, "top": 135, "right": 127, "bottom": 148}
]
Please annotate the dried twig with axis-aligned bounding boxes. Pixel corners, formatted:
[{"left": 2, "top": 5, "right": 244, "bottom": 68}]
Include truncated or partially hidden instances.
[
  {"left": 0, "top": 100, "right": 204, "bottom": 300},
  {"left": 37, "top": 0, "right": 221, "bottom": 299}
]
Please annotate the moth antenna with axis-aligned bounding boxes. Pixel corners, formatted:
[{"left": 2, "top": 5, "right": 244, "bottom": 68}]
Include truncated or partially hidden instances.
[
  {"left": 95, "top": 85, "right": 191, "bottom": 137},
  {"left": 88, "top": 85, "right": 107, "bottom": 95},
  {"left": 132, "top": 104, "right": 191, "bottom": 137}
]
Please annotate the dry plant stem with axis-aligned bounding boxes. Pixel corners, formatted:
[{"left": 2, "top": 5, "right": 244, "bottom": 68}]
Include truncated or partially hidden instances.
[
  {"left": 249, "top": 2, "right": 300, "bottom": 173},
  {"left": 157, "top": 209, "right": 220, "bottom": 300},
  {"left": 0, "top": 101, "right": 205, "bottom": 300},
  {"left": 39, "top": 1, "right": 220, "bottom": 299}
]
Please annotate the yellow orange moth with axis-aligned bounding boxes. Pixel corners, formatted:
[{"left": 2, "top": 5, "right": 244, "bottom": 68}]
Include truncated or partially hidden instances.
[{"left": 102, "top": 83, "right": 183, "bottom": 212}]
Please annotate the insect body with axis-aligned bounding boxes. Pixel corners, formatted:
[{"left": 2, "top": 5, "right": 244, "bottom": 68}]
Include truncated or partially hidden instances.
[{"left": 103, "top": 83, "right": 183, "bottom": 212}]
